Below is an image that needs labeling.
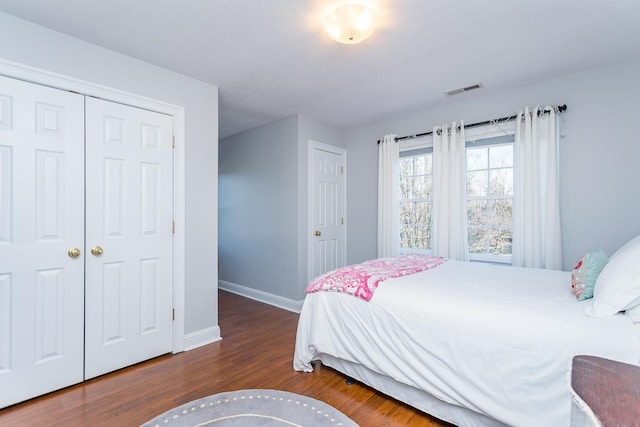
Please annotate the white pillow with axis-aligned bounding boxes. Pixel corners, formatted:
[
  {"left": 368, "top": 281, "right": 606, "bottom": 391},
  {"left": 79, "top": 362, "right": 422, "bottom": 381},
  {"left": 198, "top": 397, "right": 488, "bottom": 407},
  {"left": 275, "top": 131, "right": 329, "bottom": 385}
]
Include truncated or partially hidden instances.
[
  {"left": 626, "top": 305, "right": 640, "bottom": 323},
  {"left": 610, "top": 234, "right": 640, "bottom": 260},
  {"left": 584, "top": 235, "right": 640, "bottom": 317}
]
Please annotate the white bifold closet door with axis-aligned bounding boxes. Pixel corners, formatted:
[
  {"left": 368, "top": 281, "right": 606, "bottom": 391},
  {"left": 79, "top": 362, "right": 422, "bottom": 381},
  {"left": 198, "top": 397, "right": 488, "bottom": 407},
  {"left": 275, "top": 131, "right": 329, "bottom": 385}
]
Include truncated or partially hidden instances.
[
  {"left": 0, "top": 75, "right": 86, "bottom": 408},
  {"left": 0, "top": 76, "right": 174, "bottom": 408},
  {"left": 84, "top": 97, "right": 173, "bottom": 380}
]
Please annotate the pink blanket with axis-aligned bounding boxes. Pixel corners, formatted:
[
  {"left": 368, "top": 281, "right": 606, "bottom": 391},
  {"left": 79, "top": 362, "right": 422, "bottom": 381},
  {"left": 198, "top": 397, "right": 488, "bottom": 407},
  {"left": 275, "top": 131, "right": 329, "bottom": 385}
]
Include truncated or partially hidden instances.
[{"left": 305, "top": 254, "right": 446, "bottom": 301}]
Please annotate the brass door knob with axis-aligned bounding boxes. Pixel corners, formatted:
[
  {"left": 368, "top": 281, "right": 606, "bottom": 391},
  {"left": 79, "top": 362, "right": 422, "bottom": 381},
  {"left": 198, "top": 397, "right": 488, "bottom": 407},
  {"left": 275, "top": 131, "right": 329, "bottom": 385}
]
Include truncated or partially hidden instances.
[
  {"left": 314, "top": 230, "right": 321, "bottom": 236},
  {"left": 68, "top": 248, "right": 81, "bottom": 258},
  {"left": 91, "top": 246, "right": 104, "bottom": 256}
]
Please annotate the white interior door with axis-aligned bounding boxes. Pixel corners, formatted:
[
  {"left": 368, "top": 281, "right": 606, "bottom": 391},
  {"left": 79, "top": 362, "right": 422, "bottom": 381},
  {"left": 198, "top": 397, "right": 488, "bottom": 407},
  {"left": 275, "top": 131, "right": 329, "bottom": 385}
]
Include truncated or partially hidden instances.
[
  {"left": 0, "top": 75, "right": 85, "bottom": 407},
  {"left": 309, "top": 142, "right": 345, "bottom": 280},
  {"left": 84, "top": 97, "right": 174, "bottom": 379}
]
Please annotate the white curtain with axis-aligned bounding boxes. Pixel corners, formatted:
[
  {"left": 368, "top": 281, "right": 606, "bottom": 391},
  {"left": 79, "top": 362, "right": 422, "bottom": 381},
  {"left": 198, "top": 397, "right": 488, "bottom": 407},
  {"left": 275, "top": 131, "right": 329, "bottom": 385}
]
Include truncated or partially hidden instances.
[
  {"left": 432, "top": 122, "right": 469, "bottom": 261},
  {"left": 512, "top": 106, "right": 563, "bottom": 269},
  {"left": 377, "top": 134, "right": 400, "bottom": 258}
]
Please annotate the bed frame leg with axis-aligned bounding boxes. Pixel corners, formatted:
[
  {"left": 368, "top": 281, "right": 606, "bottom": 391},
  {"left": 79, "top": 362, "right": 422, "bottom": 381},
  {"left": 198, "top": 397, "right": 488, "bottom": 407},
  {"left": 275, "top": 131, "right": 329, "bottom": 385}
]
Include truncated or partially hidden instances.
[{"left": 345, "top": 377, "right": 355, "bottom": 385}]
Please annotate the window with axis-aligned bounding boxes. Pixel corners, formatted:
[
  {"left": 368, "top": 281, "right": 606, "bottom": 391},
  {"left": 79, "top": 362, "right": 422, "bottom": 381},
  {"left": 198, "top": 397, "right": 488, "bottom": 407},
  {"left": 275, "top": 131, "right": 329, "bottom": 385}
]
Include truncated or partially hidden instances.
[
  {"left": 466, "top": 135, "right": 514, "bottom": 262},
  {"left": 399, "top": 149, "right": 433, "bottom": 252},
  {"left": 398, "top": 133, "right": 514, "bottom": 262}
]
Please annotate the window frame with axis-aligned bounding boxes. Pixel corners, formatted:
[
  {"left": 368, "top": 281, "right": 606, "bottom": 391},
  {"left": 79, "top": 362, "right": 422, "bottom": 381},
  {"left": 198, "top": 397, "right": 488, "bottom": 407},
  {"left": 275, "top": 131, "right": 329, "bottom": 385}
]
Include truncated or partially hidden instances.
[
  {"left": 398, "top": 145, "right": 433, "bottom": 254},
  {"left": 465, "top": 134, "right": 515, "bottom": 264},
  {"left": 398, "top": 122, "right": 517, "bottom": 263}
]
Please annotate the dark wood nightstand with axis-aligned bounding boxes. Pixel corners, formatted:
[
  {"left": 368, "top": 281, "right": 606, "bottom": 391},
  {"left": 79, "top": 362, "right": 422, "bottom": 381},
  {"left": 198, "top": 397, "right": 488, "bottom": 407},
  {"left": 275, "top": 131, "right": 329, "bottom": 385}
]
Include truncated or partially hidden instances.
[{"left": 570, "top": 355, "right": 640, "bottom": 427}]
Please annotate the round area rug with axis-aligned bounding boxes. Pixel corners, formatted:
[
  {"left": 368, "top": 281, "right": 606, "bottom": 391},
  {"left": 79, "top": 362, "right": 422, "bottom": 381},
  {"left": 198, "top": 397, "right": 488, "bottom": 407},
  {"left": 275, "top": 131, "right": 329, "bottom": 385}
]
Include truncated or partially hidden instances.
[{"left": 141, "top": 389, "right": 358, "bottom": 427}]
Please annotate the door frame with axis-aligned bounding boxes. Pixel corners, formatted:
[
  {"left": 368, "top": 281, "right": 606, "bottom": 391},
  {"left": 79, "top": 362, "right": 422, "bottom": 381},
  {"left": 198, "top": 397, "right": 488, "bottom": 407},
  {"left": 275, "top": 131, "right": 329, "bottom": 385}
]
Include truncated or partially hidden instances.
[
  {"left": 307, "top": 140, "right": 346, "bottom": 283},
  {"left": 0, "top": 58, "right": 186, "bottom": 352}
]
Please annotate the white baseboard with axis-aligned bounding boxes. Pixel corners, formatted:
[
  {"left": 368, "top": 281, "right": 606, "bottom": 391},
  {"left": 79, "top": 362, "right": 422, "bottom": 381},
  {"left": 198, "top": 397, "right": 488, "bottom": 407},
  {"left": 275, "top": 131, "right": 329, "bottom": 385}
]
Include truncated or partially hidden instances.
[
  {"left": 218, "top": 280, "right": 304, "bottom": 313},
  {"left": 183, "top": 325, "right": 222, "bottom": 351}
]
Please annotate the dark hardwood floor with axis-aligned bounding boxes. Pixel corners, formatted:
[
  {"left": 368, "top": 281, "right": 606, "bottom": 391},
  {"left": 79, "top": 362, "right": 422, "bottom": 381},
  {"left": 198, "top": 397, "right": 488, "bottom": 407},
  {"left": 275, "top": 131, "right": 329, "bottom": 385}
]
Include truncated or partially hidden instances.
[{"left": 0, "top": 290, "right": 452, "bottom": 426}]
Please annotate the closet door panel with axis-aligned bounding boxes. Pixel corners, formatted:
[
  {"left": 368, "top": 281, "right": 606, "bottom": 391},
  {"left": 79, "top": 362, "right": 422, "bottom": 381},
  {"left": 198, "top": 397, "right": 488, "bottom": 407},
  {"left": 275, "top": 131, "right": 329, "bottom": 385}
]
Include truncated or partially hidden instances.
[
  {"left": 84, "top": 97, "right": 173, "bottom": 380},
  {"left": 0, "top": 75, "right": 85, "bottom": 408}
]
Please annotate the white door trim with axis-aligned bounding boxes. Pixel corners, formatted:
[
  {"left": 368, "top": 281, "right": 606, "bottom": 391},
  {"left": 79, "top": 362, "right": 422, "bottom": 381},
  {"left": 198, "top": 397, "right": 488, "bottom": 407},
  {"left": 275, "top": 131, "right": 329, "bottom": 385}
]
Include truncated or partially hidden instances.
[
  {"left": 307, "top": 140, "right": 346, "bottom": 283},
  {"left": 0, "top": 58, "right": 186, "bottom": 353}
]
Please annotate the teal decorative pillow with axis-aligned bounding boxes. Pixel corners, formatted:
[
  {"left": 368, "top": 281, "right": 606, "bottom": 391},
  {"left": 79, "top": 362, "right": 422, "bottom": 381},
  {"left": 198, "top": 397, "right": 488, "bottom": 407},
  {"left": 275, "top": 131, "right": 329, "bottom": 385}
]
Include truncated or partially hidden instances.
[{"left": 571, "top": 249, "right": 608, "bottom": 300}]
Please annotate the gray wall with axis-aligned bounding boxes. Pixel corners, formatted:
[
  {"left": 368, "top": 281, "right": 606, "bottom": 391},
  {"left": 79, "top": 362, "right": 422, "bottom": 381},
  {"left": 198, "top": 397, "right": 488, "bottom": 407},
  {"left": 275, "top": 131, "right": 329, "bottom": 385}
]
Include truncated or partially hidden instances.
[
  {"left": 219, "top": 115, "right": 299, "bottom": 298},
  {"left": 220, "top": 58, "right": 640, "bottom": 305},
  {"left": 345, "top": 56, "right": 640, "bottom": 271},
  {"left": 0, "top": 12, "right": 219, "bottom": 336},
  {"left": 219, "top": 114, "right": 344, "bottom": 301}
]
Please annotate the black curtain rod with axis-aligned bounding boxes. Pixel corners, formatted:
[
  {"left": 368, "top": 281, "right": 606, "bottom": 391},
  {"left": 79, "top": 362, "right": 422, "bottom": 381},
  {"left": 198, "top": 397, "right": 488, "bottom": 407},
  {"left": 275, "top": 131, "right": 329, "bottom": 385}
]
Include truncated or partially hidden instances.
[{"left": 377, "top": 104, "right": 567, "bottom": 144}]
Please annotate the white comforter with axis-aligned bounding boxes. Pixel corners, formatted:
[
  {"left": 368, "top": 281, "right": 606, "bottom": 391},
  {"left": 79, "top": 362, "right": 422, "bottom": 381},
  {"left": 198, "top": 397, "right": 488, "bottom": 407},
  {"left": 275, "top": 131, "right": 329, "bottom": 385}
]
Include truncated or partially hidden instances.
[{"left": 293, "top": 260, "right": 640, "bottom": 426}]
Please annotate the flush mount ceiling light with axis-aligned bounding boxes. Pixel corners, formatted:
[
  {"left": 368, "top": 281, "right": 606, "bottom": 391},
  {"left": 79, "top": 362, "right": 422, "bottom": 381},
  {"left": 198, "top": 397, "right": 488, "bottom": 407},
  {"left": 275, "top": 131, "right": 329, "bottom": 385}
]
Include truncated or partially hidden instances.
[{"left": 323, "top": 2, "right": 378, "bottom": 44}]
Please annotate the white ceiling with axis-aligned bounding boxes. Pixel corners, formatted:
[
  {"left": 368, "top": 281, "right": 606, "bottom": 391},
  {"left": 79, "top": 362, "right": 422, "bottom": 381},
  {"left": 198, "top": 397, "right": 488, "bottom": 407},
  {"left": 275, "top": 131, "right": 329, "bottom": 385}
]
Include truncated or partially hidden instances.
[{"left": 0, "top": 0, "right": 639, "bottom": 138}]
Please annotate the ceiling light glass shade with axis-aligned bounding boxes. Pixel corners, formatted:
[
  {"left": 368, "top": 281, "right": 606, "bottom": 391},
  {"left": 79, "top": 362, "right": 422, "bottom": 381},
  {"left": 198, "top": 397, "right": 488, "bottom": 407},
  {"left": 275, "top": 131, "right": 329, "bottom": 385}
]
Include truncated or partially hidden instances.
[{"left": 324, "top": 3, "right": 377, "bottom": 44}]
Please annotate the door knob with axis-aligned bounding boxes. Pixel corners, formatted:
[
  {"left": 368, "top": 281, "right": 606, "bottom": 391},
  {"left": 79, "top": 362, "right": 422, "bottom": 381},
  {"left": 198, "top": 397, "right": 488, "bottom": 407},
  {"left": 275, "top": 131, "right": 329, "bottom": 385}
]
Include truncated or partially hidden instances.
[
  {"left": 68, "top": 248, "right": 81, "bottom": 258},
  {"left": 314, "top": 230, "right": 321, "bottom": 236},
  {"left": 91, "top": 246, "right": 104, "bottom": 256}
]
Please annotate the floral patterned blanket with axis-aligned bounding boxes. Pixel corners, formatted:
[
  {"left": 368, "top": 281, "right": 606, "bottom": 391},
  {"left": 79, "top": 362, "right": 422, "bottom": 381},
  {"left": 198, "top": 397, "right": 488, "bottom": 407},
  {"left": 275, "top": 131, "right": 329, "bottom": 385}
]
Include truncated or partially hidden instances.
[{"left": 305, "top": 254, "right": 447, "bottom": 301}]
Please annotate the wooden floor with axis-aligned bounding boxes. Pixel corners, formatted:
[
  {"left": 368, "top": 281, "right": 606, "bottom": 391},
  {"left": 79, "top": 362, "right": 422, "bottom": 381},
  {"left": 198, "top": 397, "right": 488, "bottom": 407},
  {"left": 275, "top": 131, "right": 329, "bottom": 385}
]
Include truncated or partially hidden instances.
[{"left": 0, "top": 290, "right": 452, "bottom": 426}]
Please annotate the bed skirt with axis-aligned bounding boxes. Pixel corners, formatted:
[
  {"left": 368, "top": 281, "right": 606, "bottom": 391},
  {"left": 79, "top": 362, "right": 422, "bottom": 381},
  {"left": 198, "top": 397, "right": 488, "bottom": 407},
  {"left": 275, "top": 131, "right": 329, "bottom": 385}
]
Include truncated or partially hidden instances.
[{"left": 316, "top": 354, "right": 506, "bottom": 427}]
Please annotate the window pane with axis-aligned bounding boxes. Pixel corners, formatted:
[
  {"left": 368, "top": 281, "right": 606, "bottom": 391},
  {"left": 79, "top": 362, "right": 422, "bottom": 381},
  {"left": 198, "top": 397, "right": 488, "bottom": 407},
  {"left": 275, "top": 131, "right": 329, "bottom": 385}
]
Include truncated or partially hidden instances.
[
  {"left": 415, "top": 201, "right": 431, "bottom": 225},
  {"left": 400, "top": 177, "right": 413, "bottom": 199},
  {"left": 414, "top": 176, "right": 432, "bottom": 199},
  {"left": 467, "top": 170, "right": 488, "bottom": 196},
  {"left": 413, "top": 175, "right": 426, "bottom": 199},
  {"left": 489, "top": 168, "right": 513, "bottom": 195},
  {"left": 414, "top": 155, "right": 431, "bottom": 175},
  {"left": 421, "top": 154, "right": 433, "bottom": 174},
  {"left": 490, "top": 199, "right": 513, "bottom": 228},
  {"left": 426, "top": 175, "right": 433, "bottom": 199},
  {"left": 467, "top": 200, "right": 487, "bottom": 226},
  {"left": 489, "top": 228, "right": 513, "bottom": 255},
  {"left": 414, "top": 226, "right": 431, "bottom": 250},
  {"left": 467, "top": 147, "right": 488, "bottom": 171},
  {"left": 400, "top": 202, "right": 413, "bottom": 225},
  {"left": 400, "top": 158, "right": 414, "bottom": 176},
  {"left": 489, "top": 145, "right": 513, "bottom": 168},
  {"left": 468, "top": 227, "right": 488, "bottom": 254},
  {"left": 400, "top": 225, "right": 413, "bottom": 249}
]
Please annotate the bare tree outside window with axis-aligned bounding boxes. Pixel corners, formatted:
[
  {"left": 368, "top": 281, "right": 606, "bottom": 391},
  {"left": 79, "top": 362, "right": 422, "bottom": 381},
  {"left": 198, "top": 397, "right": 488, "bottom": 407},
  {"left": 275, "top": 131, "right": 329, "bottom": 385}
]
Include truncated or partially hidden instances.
[
  {"left": 466, "top": 143, "right": 513, "bottom": 257},
  {"left": 400, "top": 153, "right": 433, "bottom": 251}
]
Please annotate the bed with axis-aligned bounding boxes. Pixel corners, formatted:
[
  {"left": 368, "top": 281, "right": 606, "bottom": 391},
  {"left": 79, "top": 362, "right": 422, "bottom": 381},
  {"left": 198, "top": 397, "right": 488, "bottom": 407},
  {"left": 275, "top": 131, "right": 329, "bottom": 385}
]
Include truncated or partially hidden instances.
[{"left": 293, "top": 239, "right": 640, "bottom": 427}]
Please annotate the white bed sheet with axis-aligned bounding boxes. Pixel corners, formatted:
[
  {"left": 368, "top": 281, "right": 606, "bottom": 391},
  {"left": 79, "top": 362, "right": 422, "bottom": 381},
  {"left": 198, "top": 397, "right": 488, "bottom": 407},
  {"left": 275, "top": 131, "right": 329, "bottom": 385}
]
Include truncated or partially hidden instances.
[{"left": 293, "top": 260, "right": 640, "bottom": 427}]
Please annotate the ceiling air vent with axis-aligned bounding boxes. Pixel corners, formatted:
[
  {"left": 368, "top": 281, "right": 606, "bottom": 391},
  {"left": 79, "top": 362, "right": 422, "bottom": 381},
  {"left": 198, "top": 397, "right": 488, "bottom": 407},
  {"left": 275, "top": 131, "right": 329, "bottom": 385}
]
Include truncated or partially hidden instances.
[{"left": 445, "top": 83, "right": 482, "bottom": 96}]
